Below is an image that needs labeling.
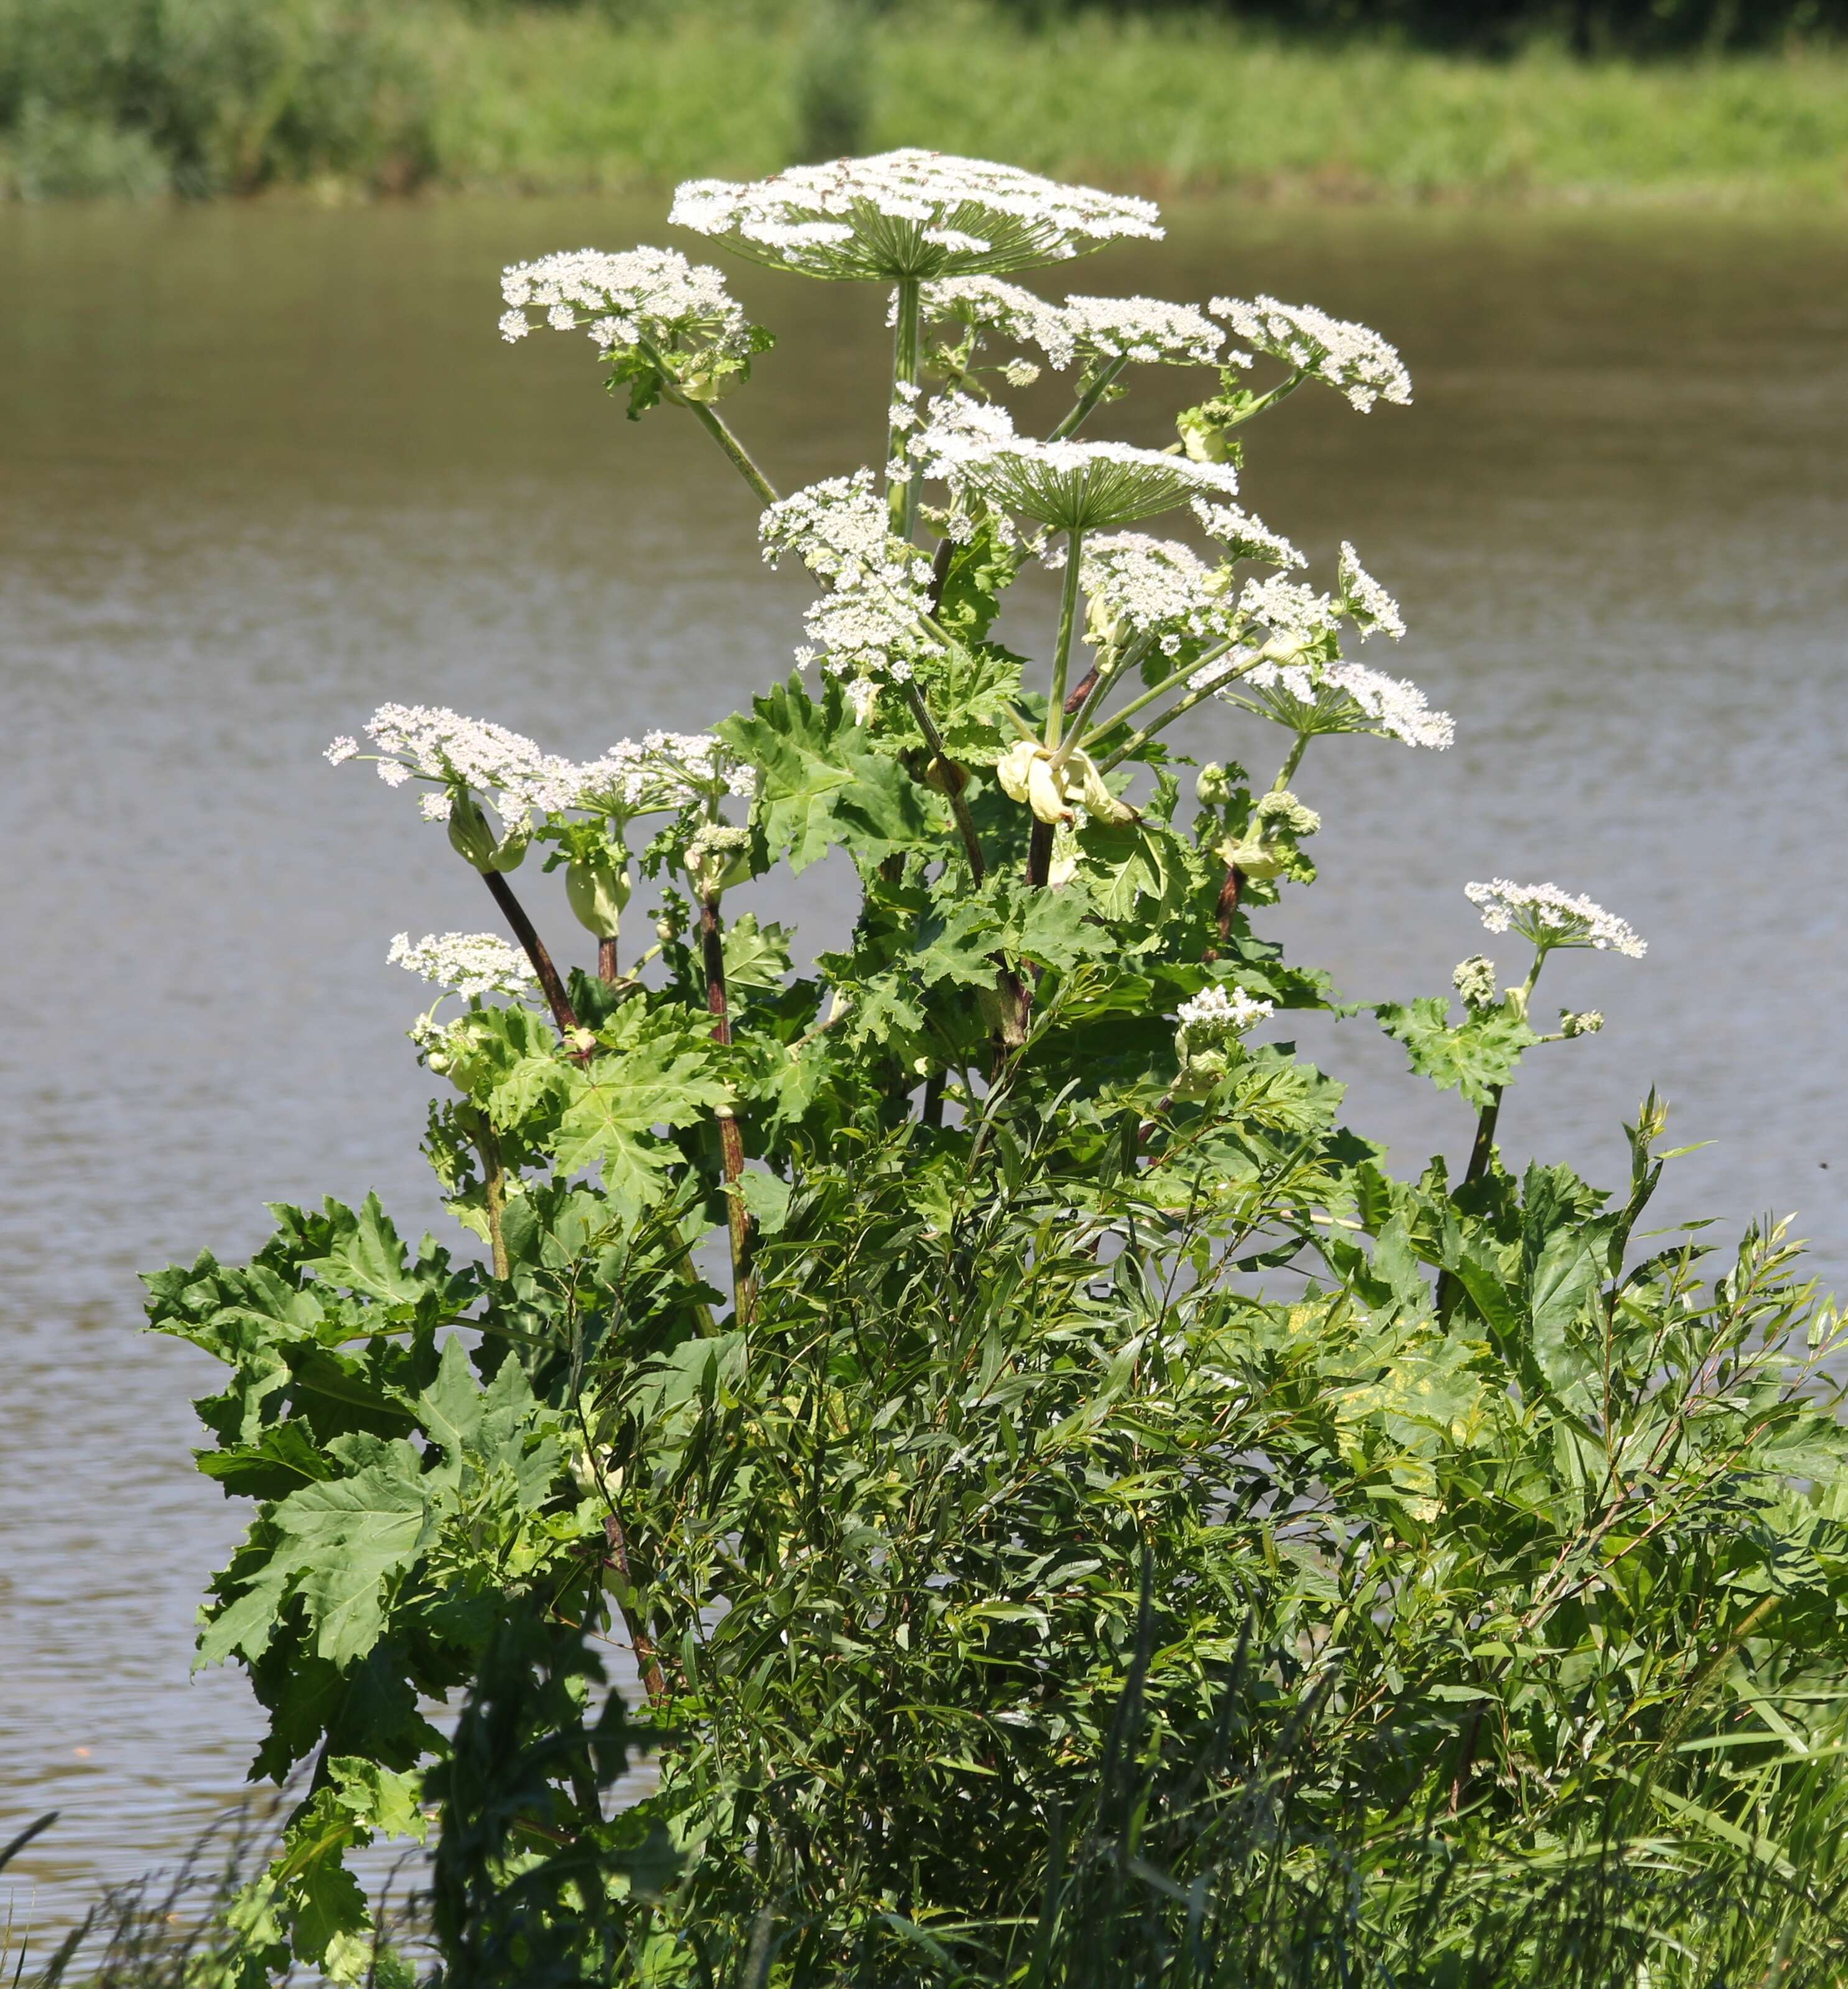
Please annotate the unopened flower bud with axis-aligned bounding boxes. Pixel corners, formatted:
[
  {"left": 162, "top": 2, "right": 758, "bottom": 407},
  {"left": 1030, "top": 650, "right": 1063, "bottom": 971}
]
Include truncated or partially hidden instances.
[
  {"left": 1452, "top": 954, "right": 1498, "bottom": 1011},
  {"left": 684, "top": 821, "right": 751, "bottom": 899},
  {"left": 446, "top": 790, "right": 527, "bottom": 874},
  {"left": 1196, "top": 762, "right": 1235, "bottom": 807},
  {"left": 565, "top": 851, "right": 632, "bottom": 939},
  {"left": 1560, "top": 1009, "right": 1605, "bottom": 1038}
]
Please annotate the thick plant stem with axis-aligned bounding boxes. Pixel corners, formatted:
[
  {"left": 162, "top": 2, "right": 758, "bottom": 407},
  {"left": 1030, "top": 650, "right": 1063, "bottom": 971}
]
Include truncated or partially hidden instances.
[
  {"left": 471, "top": 1118, "right": 511, "bottom": 1282},
  {"left": 598, "top": 937, "right": 620, "bottom": 985},
  {"left": 1026, "top": 817, "right": 1055, "bottom": 891},
  {"left": 888, "top": 278, "right": 923, "bottom": 539},
  {"left": 903, "top": 682, "right": 987, "bottom": 883},
  {"left": 1047, "top": 356, "right": 1128, "bottom": 442},
  {"left": 603, "top": 1510, "right": 667, "bottom": 1706},
  {"left": 482, "top": 869, "right": 582, "bottom": 1039},
  {"left": 685, "top": 400, "right": 778, "bottom": 506},
  {"left": 1462, "top": 1087, "right": 1505, "bottom": 1189},
  {"left": 1275, "top": 733, "right": 1311, "bottom": 790},
  {"left": 1046, "top": 531, "right": 1085, "bottom": 749},
  {"left": 699, "top": 892, "right": 753, "bottom": 1320}
]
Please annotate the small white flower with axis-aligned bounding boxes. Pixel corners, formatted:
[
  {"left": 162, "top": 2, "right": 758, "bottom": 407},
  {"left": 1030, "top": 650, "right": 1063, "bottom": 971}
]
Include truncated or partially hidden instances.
[
  {"left": 915, "top": 395, "right": 1240, "bottom": 531},
  {"left": 1060, "top": 294, "right": 1222, "bottom": 368},
  {"left": 671, "top": 149, "right": 1163, "bottom": 282},
  {"left": 1464, "top": 881, "right": 1646, "bottom": 958},
  {"left": 358, "top": 704, "right": 581, "bottom": 818},
  {"left": 1081, "top": 534, "right": 1237, "bottom": 656},
  {"left": 1210, "top": 295, "right": 1411, "bottom": 414},
  {"left": 569, "top": 733, "right": 754, "bottom": 815},
  {"left": 1337, "top": 542, "right": 1405, "bottom": 641},
  {"left": 389, "top": 930, "right": 537, "bottom": 1001},
  {"left": 324, "top": 735, "right": 358, "bottom": 766},
  {"left": 498, "top": 244, "right": 761, "bottom": 371},
  {"left": 1177, "top": 983, "right": 1273, "bottom": 1034},
  {"left": 1191, "top": 501, "right": 1304, "bottom": 571}
]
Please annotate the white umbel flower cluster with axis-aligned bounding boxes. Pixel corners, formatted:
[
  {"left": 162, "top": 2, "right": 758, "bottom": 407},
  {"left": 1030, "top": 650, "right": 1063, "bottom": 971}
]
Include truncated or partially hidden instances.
[
  {"left": 1238, "top": 576, "right": 1342, "bottom": 654},
  {"left": 1081, "top": 534, "right": 1236, "bottom": 656},
  {"left": 759, "top": 469, "right": 910, "bottom": 586},
  {"left": 1191, "top": 501, "right": 1305, "bottom": 571},
  {"left": 1210, "top": 295, "right": 1411, "bottom": 414},
  {"left": 1177, "top": 983, "right": 1274, "bottom": 1034},
  {"left": 914, "top": 398, "right": 1242, "bottom": 531},
  {"left": 1336, "top": 542, "right": 1406, "bottom": 641},
  {"left": 1060, "top": 294, "right": 1224, "bottom": 368},
  {"left": 761, "top": 471, "right": 942, "bottom": 687},
  {"left": 1235, "top": 660, "right": 1454, "bottom": 751},
  {"left": 918, "top": 276, "right": 1076, "bottom": 369},
  {"left": 497, "top": 246, "right": 756, "bottom": 361},
  {"left": 1464, "top": 881, "right": 1646, "bottom": 958},
  {"left": 345, "top": 705, "right": 580, "bottom": 818},
  {"left": 670, "top": 149, "right": 1163, "bottom": 281},
  {"left": 569, "top": 733, "right": 755, "bottom": 815},
  {"left": 388, "top": 931, "right": 537, "bottom": 1001}
]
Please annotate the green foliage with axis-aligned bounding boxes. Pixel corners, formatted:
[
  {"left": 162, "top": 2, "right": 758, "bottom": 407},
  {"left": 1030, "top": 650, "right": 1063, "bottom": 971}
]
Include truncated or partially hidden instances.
[
  {"left": 8, "top": 0, "right": 1848, "bottom": 205},
  {"left": 139, "top": 149, "right": 1848, "bottom": 1989}
]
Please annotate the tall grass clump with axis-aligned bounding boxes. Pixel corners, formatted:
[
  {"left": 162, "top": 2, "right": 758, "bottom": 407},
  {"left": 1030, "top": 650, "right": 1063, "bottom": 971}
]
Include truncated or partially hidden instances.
[{"left": 131, "top": 147, "right": 1848, "bottom": 1985}]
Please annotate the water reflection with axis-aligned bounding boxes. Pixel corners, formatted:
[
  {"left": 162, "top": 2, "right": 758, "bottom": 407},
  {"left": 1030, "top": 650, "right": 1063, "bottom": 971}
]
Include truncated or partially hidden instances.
[{"left": 1, "top": 195, "right": 1844, "bottom": 1937}]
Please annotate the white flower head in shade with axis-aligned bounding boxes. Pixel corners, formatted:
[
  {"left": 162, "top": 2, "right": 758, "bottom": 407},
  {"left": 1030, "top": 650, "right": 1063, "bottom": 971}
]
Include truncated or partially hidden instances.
[
  {"left": 670, "top": 149, "right": 1163, "bottom": 281},
  {"left": 1464, "top": 881, "right": 1646, "bottom": 958},
  {"left": 348, "top": 705, "right": 581, "bottom": 820},
  {"left": 497, "top": 246, "right": 762, "bottom": 371},
  {"left": 1337, "top": 542, "right": 1405, "bottom": 641},
  {"left": 1060, "top": 294, "right": 1223, "bottom": 368},
  {"left": 916, "top": 395, "right": 1241, "bottom": 531},
  {"left": 567, "top": 732, "right": 755, "bottom": 817},
  {"left": 389, "top": 931, "right": 537, "bottom": 1002},
  {"left": 1210, "top": 295, "right": 1411, "bottom": 413},
  {"left": 917, "top": 275, "right": 1077, "bottom": 369},
  {"left": 1227, "top": 660, "right": 1454, "bottom": 751},
  {"left": 1081, "top": 534, "right": 1237, "bottom": 657},
  {"left": 1191, "top": 501, "right": 1305, "bottom": 571}
]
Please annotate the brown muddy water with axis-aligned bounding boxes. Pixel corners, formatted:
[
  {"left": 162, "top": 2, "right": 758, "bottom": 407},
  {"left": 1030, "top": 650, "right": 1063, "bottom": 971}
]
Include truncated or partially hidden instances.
[{"left": 1, "top": 195, "right": 1845, "bottom": 1942}]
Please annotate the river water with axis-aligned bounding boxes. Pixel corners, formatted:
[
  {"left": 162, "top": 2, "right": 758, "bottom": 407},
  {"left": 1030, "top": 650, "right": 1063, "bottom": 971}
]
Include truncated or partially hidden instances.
[{"left": 2, "top": 195, "right": 1845, "bottom": 1942}]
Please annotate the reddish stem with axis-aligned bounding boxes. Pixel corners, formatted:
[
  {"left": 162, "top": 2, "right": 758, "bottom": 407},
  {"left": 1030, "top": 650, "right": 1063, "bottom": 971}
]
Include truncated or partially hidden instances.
[
  {"left": 699, "top": 894, "right": 753, "bottom": 1317},
  {"left": 481, "top": 869, "right": 581, "bottom": 1041},
  {"left": 1204, "top": 864, "right": 1243, "bottom": 963},
  {"left": 603, "top": 1511, "right": 667, "bottom": 1705}
]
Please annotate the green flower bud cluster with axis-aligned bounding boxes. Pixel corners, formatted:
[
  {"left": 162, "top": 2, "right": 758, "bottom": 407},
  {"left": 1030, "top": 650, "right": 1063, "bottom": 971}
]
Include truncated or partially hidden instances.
[
  {"left": 1214, "top": 786, "right": 1319, "bottom": 882},
  {"left": 1452, "top": 954, "right": 1500, "bottom": 1013},
  {"left": 1560, "top": 1009, "right": 1605, "bottom": 1038}
]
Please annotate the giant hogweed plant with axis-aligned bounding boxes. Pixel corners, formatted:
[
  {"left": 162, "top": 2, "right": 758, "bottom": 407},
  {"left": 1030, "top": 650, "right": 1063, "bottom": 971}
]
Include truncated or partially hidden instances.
[{"left": 145, "top": 152, "right": 1848, "bottom": 1984}]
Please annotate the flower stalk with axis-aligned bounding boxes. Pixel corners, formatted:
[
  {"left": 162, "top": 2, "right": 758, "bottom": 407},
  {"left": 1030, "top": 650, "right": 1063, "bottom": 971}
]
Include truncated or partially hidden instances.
[{"left": 699, "top": 891, "right": 754, "bottom": 1320}]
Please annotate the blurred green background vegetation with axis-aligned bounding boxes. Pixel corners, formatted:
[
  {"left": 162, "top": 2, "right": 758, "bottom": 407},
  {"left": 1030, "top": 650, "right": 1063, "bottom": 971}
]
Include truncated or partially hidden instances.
[{"left": 1, "top": 0, "right": 1844, "bottom": 206}]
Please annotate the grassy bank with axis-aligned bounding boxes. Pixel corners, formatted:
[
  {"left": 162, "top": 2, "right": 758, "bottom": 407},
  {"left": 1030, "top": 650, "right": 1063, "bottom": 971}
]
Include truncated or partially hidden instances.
[{"left": 3, "top": 0, "right": 1847, "bottom": 203}]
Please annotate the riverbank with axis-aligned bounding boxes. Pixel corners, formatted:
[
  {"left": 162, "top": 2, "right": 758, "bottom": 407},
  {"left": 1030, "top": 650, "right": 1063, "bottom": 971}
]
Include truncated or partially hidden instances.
[{"left": 2, "top": 2, "right": 1846, "bottom": 205}]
